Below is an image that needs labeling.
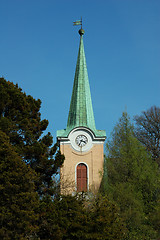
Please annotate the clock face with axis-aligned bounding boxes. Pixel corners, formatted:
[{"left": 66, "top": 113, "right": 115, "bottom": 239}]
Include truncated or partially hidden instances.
[
  {"left": 75, "top": 135, "right": 88, "bottom": 147},
  {"left": 68, "top": 128, "right": 93, "bottom": 152}
]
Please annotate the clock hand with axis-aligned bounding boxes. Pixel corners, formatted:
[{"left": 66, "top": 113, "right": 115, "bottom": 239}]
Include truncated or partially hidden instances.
[{"left": 79, "top": 140, "right": 84, "bottom": 146}]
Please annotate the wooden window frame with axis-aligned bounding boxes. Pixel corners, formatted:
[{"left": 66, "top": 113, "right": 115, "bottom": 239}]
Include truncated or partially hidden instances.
[{"left": 76, "top": 163, "right": 88, "bottom": 192}]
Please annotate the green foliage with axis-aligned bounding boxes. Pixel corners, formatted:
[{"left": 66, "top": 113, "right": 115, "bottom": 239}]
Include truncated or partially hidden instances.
[
  {"left": 37, "top": 194, "right": 126, "bottom": 240},
  {"left": 0, "top": 78, "right": 64, "bottom": 196},
  {"left": 0, "top": 130, "right": 39, "bottom": 239},
  {"left": 1, "top": 78, "right": 159, "bottom": 239},
  {"left": 102, "top": 112, "right": 160, "bottom": 239},
  {"left": 37, "top": 195, "right": 90, "bottom": 240},
  {"left": 37, "top": 196, "right": 62, "bottom": 240},
  {"left": 88, "top": 195, "right": 127, "bottom": 240},
  {"left": 54, "top": 195, "right": 91, "bottom": 240}
]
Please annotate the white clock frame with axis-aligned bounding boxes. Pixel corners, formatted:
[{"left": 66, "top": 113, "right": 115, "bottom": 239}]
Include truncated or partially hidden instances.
[{"left": 68, "top": 127, "right": 93, "bottom": 152}]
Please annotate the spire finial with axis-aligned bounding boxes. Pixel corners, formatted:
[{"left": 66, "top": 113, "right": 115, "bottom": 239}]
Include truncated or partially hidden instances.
[
  {"left": 79, "top": 28, "right": 85, "bottom": 36},
  {"left": 73, "top": 17, "right": 85, "bottom": 36}
]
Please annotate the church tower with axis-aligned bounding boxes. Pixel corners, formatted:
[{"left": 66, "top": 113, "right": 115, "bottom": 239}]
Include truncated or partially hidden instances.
[{"left": 57, "top": 27, "right": 106, "bottom": 195}]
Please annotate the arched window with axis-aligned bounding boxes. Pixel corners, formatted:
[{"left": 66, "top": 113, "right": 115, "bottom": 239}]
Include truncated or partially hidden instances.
[{"left": 77, "top": 163, "right": 87, "bottom": 192}]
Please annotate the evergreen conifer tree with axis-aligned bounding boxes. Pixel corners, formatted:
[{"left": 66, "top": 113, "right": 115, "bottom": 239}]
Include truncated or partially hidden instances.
[
  {"left": 37, "top": 194, "right": 126, "bottom": 240},
  {"left": 0, "top": 78, "right": 64, "bottom": 196},
  {"left": 0, "top": 131, "right": 39, "bottom": 239},
  {"left": 102, "top": 112, "right": 160, "bottom": 239}
]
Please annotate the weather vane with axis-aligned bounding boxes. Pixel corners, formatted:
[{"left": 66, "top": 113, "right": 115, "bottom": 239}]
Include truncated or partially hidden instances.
[
  {"left": 73, "top": 17, "right": 84, "bottom": 36},
  {"left": 73, "top": 17, "right": 83, "bottom": 29}
]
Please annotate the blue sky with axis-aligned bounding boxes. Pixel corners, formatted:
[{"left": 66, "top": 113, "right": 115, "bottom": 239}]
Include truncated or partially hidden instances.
[{"left": 0, "top": 0, "right": 159, "bottom": 143}]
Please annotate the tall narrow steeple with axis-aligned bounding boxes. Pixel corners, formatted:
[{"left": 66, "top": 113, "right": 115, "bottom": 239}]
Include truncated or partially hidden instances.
[
  {"left": 57, "top": 28, "right": 106, "bottom": 138},
  {"left": 67, "top": 29, "right": 96, "bottom": 131},
  {"left": 57, "top": 25, "right": 106, "bottom": 195}
]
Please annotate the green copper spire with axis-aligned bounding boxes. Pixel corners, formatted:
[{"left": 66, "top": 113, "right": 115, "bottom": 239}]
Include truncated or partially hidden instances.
[
  {"left": 57, "top": 29, "right": 106, "bottom": 138},
  {"left": 67, "top": 29, "right": 96, "bottom": 131}
]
